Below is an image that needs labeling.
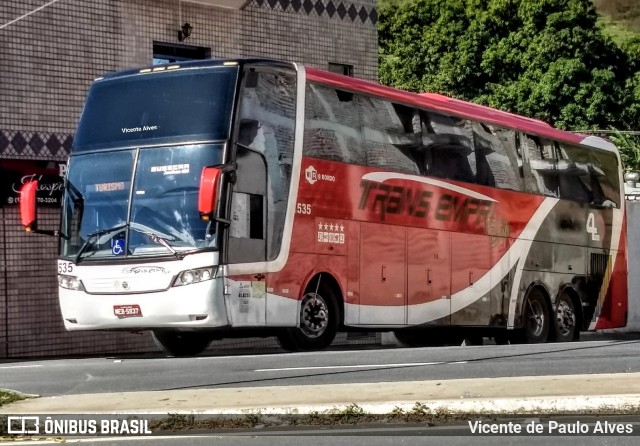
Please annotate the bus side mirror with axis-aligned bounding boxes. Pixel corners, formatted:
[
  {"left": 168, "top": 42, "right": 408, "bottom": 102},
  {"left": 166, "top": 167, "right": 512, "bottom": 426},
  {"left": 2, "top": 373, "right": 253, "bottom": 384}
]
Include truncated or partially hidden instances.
[
  {"left": 199, "top": 167, "right": 222, "bottom": 221},
  {"left": 20, "top": 181, "right": 38, "bottom": 232}
]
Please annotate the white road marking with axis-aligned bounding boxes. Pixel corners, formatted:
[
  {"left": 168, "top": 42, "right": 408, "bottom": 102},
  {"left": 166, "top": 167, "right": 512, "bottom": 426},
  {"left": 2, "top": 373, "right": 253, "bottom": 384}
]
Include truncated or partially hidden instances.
[
  {"left": 196, "top": 354, "right": 269, "bottom": 360},
  {"left": 0, "top": 364, "right": 42, "bottom": 369},
  {"left": 255, "top": 362, "right": 445, "bottom": 372}
]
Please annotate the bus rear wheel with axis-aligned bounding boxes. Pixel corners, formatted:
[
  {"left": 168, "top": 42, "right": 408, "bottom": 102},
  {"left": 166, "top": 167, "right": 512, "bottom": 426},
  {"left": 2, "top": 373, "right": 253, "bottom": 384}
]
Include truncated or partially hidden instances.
[
  {"left": 152, "top": 330, "right": 212, "bottom": 357},
  {"left": 277, "top": 285, "right": 339, "bottom": 352},
  {"left": 521, "top": 288, "right": 550, "bottom": 343},
  {"left": 554, "top": 293, "right": 578, "bottom": 343}
]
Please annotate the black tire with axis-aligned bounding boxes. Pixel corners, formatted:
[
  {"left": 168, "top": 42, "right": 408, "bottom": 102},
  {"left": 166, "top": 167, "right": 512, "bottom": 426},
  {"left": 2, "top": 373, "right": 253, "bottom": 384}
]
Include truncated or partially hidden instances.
[
  {"left": 522, "top": 288, "right": 550, "bottom": 344},
  {"left": 277, "top": 284, "right": 339, "bottom": 352},
  {"left": 152, "top": 330, "right": 212, "bottom": 357},
  {"left": 554, "top": 293, "right": 578, "bottom": 343}
]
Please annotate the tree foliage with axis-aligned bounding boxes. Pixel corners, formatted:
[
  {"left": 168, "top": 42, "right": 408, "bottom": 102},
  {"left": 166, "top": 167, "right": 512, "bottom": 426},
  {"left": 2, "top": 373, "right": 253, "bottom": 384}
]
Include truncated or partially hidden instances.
[
  {"left": 379, "top": 0, "right": 640, "bottom": 133},
  {"left": 610, "top": 132, "right": 640, "bottom": 172}
]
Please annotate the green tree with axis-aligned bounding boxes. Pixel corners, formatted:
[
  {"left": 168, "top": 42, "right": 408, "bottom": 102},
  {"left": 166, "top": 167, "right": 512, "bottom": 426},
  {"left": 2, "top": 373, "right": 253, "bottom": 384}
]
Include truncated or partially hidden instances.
[
  {"left": 379, "top": 0, "right": 635, "bottom": 132},
  {"left": 609, "top": 131, "right": 640, "bottom": 172},
  {"left": 620, "top": 37, "right": 640, "bottom": 128}
]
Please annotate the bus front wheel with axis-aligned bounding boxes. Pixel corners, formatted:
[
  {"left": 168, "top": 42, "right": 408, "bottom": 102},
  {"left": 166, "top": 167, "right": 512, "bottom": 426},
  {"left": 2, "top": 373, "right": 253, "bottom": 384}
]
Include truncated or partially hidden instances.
[
  {"left": 152, "top": 330, "right": 212, "bottom": 357},
  {"left": 277, "top": 285, "right": 339, "bottom": 352}
]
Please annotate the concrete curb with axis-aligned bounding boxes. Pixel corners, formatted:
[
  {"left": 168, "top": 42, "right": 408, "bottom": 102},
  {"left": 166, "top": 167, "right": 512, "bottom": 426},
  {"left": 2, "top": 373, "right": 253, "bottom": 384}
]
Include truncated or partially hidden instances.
[
  {"left": 3, "top": 373, "right": 640, "bottom": 416},
  {"left": 47, "top": 395, "right": 640, "bottom": 416}
]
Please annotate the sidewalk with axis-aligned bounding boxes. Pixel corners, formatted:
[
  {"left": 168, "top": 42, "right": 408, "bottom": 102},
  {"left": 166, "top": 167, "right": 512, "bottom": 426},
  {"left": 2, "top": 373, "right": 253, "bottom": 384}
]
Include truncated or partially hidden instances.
[{"left": 3, "top": 372, "right": 640, "bottom": 416}]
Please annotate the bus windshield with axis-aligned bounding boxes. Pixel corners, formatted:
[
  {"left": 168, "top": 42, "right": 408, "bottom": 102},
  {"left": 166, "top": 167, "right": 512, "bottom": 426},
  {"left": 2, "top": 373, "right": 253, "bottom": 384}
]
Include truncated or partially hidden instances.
[
  {"left": 74, "top": 65, "right": 238, "bottom": 152},
  {"left": 61, "top": 144, "right": 223, "bottom": 261}
]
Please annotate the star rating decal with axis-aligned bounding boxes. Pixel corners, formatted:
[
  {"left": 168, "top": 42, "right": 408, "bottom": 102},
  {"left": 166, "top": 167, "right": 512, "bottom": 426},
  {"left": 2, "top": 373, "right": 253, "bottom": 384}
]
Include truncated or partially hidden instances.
[{"left": 316, "top": 221, "right": 345, "bottom": 244}]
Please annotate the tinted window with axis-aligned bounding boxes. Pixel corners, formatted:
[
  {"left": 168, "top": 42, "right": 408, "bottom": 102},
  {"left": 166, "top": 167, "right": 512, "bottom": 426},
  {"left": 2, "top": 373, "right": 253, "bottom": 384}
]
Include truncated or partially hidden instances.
[
  {"left": 522, "top": 135, "right": 558, "bottom": 197},
  {"left": 61, "top": 151, "right": 135, "bottom": 258},
  {"left": 75, "top": 66, "right": 238, "bottom": 151},
  {"left": 358, "top": 96, "right": 421, "bottom": 174},
  {"left": 474, "top": 124, "right": 523, "bottom": 191},
  {"left": 61, "top": 145, "right": 224, "bottom": 260},
  {"left": 237, "top": 69, "right": 296, "bottom": 260},
  {"left": 588, "top": 148, "right": 620, "bottom": 207},
  {"left": 303, "top": 84, "right": 364, "bottom": 164},
  {"left": 422, "top": 111, "right": 476, "bottom": 183},
  {"left": 130, "top": 145, "right": 222, "bottom": 252},
  {"left": 557, "top": 143, "right": 594, "bottom": 203}
]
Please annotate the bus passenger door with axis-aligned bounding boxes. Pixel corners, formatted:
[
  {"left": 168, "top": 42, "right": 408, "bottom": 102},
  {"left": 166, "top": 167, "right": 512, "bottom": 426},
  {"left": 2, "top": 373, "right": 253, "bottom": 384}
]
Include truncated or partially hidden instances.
[
  {"left": 231, "top": 67, "right": 297, "bottom": 327},
  {"left": 407, "top": 228, "right": 451, "bottom": 325},
  {"left": 450, "top": 233, "right": 491, "bottom": 326},
  {"left": 359, "top": 223, "right": 406, "bottom": 325},
  {"left": 226, "top": 146, "right": 267, "bottom": 326}
]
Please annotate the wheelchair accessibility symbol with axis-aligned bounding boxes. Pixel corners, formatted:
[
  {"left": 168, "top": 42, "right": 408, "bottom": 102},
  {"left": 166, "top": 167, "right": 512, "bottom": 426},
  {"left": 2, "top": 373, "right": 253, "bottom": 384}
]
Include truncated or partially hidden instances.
[{"left": 111, "top": 238, "right": 125, "bottom": 256}]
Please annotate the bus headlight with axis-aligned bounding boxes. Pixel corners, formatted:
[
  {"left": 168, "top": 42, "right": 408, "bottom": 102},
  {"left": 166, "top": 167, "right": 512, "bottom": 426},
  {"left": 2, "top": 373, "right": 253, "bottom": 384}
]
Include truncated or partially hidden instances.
[
  {"left": 58, "top": 274, "right": 85, "bottom": 291},
  {"left": 173, "top": 267, "right": 216, "bottom": 287}
]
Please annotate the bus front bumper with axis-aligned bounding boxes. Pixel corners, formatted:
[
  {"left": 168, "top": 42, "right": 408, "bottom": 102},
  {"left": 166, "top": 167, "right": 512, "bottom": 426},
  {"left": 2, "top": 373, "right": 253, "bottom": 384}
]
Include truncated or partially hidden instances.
[{"left": 59, "top": 277, "right": 229, "bottom": 331}]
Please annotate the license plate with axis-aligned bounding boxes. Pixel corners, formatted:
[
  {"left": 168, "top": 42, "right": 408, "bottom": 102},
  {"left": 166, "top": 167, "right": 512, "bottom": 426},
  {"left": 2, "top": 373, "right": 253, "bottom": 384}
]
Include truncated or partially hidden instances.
[{"left": 113, "top": 304, "right": 142, "bottom": 318}]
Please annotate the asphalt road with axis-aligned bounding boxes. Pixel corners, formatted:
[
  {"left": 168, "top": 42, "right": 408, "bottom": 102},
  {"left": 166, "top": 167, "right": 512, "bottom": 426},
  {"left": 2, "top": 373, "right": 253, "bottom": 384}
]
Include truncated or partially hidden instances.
[{"left": 2, "top": 334, "right": 640, "bottom": 397}]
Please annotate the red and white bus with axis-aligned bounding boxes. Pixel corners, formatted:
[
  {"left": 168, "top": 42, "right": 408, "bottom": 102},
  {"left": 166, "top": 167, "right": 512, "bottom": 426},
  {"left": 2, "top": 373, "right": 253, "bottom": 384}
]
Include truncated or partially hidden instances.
[{"left": 21, "top": 58, "right": 627, "bottom": 356}]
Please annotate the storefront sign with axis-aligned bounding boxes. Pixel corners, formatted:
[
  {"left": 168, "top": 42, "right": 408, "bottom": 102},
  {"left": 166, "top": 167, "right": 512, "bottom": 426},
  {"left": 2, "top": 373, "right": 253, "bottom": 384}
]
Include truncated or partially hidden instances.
[{"left": 1, "top": 159, "right": 66, "bottom": 206}]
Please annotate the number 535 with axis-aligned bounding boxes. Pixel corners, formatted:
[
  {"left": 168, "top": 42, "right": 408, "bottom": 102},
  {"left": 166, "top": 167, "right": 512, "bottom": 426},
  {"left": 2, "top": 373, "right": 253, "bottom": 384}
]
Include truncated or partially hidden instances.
[
  {"left": 296, "top": 203, "right": 312, "bottom": 215},
  {"left": 58, "top": 261, "right": 74, "bottom": 274}
]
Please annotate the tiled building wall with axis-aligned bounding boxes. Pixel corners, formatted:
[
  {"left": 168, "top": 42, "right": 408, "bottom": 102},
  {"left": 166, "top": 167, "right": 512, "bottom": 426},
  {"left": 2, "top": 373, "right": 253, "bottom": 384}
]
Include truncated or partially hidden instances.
[
  {"left": 3, "top": 207, "right": 158, "bottom": 357},
  {"left": 2, "top": 0, "right": 377, "bottom": 135},
  {"left": 0, "top": 209, "right": 6, "bottom": 357},
  {"left": 0, "top": 0, "right": 378, "bottom": 357}
]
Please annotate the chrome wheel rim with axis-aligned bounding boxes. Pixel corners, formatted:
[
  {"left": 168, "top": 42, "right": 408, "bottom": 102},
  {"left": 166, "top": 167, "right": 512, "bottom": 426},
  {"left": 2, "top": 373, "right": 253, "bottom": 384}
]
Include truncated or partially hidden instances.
[
  {"left": 300, "top": 293, "right": 329, "bottom": 338},
  {"left": 556, "top": 299, "right": 575, "bottom": 337},
  {"left": 526, "top": 299, "right": 545, "bottom": 338}
]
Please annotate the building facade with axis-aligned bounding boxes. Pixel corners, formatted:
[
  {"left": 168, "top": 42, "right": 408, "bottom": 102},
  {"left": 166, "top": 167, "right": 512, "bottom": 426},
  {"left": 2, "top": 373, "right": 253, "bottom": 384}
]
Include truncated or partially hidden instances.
[{"left": 0, "top": 0, "right": 378, "bottom": 358}]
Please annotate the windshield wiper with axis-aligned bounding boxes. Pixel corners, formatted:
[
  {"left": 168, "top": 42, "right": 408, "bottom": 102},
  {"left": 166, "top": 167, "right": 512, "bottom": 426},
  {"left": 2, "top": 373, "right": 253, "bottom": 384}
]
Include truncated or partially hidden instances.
[
  {"left": 73, "top": 222, "right": 195, "bottom": 264},
  {"left": 135, "top": 228, "right": 181, "bottom": 260},
  {"left": 143, "top": 231, "right": 178, "bottom": 256},
  {"left": 74, "top": 223, "right": 128, "bottom": 264},
  {"left": 127, "top": 222, "right": 194, "bottom": 260}
]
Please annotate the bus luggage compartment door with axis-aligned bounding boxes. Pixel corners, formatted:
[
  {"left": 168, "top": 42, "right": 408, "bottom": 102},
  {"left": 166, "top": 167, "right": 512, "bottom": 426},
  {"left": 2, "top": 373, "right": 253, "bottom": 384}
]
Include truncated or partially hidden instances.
[
  {"left": 359, "top": 223, "right": 406, "bottom": 325},
  {"left": 449, "top": 233, "right": 491, "bottom": 326},
  {"left": 407, "top": 228, "right": 451, "bottom": 325}
]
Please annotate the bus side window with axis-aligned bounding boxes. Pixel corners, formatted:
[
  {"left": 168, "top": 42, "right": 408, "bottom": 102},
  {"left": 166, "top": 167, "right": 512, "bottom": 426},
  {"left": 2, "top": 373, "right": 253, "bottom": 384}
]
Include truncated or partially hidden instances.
[
  {"left": 357, "top": 96, "right": 421, "bottom": 175},
  {"left": 521, "top": 134, "right": 558, "bottom": 197},
  {"left": 228, "top": 146, "right": 267, "bottom": 263},
  {"left": 236, "top": 69, "right": 296, "bottom": 261},
  {"left": 473, "top": 123, "right": 524, "bottom": 191},
  {"left": 557, "top": 143, "right": 594, "bottom": 204},
  {"left": 391, "top": 103, "right": 425, "bottom": 172},
  {"left": 589, "top": 150, "right": 620, "bottom": 208},
  {"left": 421, "top": 111, "right": 475, "bottom": 183},
  {"left": 472, "top": 122, "right": 496, "bottom": 187},
  {"left": 303, "top": 84, "right": 365, "bottom": 165}
]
